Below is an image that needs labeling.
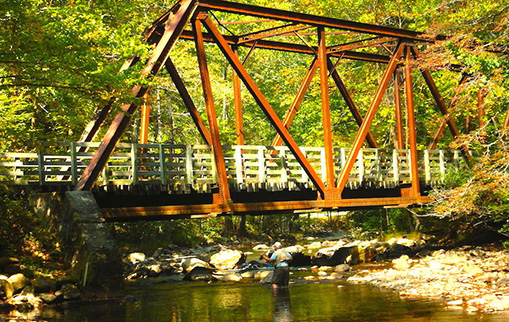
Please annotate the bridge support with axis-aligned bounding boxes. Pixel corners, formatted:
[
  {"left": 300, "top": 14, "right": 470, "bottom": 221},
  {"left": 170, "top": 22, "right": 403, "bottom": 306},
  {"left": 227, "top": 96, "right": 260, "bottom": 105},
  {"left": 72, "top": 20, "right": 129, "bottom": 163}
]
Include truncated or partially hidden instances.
[{"left": 32, "top": 191, "right": 123, "bottom": 296}]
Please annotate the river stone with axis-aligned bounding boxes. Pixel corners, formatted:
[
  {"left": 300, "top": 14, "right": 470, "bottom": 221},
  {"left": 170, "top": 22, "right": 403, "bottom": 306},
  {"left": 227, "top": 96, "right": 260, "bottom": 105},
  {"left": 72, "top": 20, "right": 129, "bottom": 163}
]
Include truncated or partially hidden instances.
[
  {"left": 39, "top": 293, "right": 59, "bottom": 304},
  {"left": 128, "top": 252, "right": 146, "bottom": 264},
  {"left": 254, "top": 270, "right": 272, "bottom": 280},
  {"left": 393, "top": 255, "right": 411, "bottom": 270},
  {"left": 210, "top": 250, "right": 245, "bottom": 270},
  {"left": 183, "top": 267, "right": 216, "bottom": 281},
  {"left": 0, "top": 278, "right": 14, "bottom": 299},
  {"left": 334, "top": 264, "right": 351, "bottom": 272},
  {"left": 213, "top": 272, "right": 242, "bottom": 282},
  {"left": 289, "top": 252, "right": 312, "bottom": 267},
  {"left": 7, "top": 273, "right": 29, "bottom": 293},
  {"left": 253, "top": 244, "right": 269, "bottom": 251},
  {"left": 181, "top": 258, "right": 212, "bottom": 273},
  {"left": 307, "top": 242, "right": 322, "bottom": 249},
  {"left": 60, "top": 284, "right": 81, "bottom": 300},
  {"left": 313, "top": 246, "right": 358, "bottom": 266},
  {"left": 32, "top": 276, "right": 56, "bottom": 293}
]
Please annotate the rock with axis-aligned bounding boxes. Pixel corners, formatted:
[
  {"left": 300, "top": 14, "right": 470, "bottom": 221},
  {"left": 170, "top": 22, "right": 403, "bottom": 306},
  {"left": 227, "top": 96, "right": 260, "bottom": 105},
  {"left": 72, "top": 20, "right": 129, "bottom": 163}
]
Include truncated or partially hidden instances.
[
  {"left": 7, "top": 273, "right": 29, "bottom": 293},
  {"left": 128, "top": 252, "right": 146, "bottom": 264},
  {"left": 213, "top": 272, "right": 242, "bottom": 282},
  {"left": 32, "top": 276, "right": 56, "bottom": 293},
  {"left": 181, "top": 258, "right": 213, "bottom": 273},
  {"left": 0, "top": 278, "right": 14, "bottom": 299},
  {"left": 289, "top": 252, "right": 312, "bottom": 267},
  {"left": 241, "top": 271, "right": 255, "bottom": 278},
  {"left": 183, "top": 267, "right": 216, "bottom": 281},
  {"left": 392, "top": 255, "right": 411, "bottom": 270},
  {"left": 307, "top": 242, "right": 322, "bottom": 249},
  {"left": 59, "top": 284, "right": 81, "bottom": 300},
  {"left": 254, "top": 270, "right": 272, "bottom": 280},
  {"left": 462, "top": 263, "right": 483, "bottom": 275},
  {"left": 40, "top": 293, "right": 59, "bottom": 304},
  {"left": 253, "top": 244, "right": 269, "bottom": 251},
  {"left": 210, "top": 250, "right": 245, "bottom": 270},
  {"left": 357, "top": 242, "right": 376, "bottom": 263},
  {"left": 334, "top": 264, "right": 351, "bottom": 272},
  {"left": 313, "top": 246, "right": 358, "bottom": 266}
]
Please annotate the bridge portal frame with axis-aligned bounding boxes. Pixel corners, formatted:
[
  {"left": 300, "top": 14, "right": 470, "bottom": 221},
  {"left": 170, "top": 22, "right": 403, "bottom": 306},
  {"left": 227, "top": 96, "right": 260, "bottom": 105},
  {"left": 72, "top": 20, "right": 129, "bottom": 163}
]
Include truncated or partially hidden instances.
[{"left": 72, "top": 0, "right": 478, "bottom": 218}]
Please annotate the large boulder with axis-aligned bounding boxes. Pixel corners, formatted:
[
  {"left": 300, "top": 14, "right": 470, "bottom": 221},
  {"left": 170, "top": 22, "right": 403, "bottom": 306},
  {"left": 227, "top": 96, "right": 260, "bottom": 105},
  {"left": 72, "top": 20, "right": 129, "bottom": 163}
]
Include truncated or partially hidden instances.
[
  {"left": 181, "top": 257, "right": 213, "bottom": 273},
  {"left": 210, "top": 250, "right": 245, "bottom": 270},
  {"left": 183, "top": 267, "right": 216, "bottom": 281},
  {"left": 0, "top": 277, "right": 14, "bottom": 299},
  {"left": 312, "top": 246, "right": 358, "bottom": 266},
  {"left": 289, "top": 252, "right": 312, "bottom": 267},
  {"left": 7, "top": 273, "right": 29, "bottom": 293}
]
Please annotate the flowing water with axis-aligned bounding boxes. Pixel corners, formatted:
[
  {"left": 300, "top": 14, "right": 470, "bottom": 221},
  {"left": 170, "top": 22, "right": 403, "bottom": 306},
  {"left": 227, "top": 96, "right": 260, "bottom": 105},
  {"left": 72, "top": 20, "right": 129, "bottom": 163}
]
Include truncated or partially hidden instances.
[{"left": 11, "top": 277, "right": 509, "bottom": 321}]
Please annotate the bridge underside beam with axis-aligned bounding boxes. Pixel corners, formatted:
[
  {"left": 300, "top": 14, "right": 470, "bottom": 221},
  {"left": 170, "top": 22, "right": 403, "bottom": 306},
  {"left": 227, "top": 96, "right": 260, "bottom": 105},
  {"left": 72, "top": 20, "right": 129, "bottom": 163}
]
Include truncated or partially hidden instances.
[{"left": 100, "top": 195, "right": 433, "bottom": 221}]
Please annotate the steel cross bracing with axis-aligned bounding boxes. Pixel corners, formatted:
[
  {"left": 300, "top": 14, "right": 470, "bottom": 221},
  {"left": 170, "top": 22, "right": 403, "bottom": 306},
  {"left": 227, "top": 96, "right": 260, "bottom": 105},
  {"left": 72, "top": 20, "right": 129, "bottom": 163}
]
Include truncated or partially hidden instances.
[{"left": 72, "top": 0, "right": 485, "bottom": 219}]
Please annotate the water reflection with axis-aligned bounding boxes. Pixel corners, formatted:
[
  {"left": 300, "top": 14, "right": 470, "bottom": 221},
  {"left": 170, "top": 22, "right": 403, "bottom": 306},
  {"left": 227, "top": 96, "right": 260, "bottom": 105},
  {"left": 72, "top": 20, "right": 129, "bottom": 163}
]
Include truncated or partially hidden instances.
[{"left": 272, "top": 287, "right": 292, "bottom": 322}]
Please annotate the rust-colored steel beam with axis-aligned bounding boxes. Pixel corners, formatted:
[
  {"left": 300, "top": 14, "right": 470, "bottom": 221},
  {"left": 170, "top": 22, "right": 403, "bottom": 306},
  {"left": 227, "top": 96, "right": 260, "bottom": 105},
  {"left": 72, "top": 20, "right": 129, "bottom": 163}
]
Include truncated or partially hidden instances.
[
  {"left": 404, "top": 47, "right": 420, "bottom": 197},
  {"left": 238, "top": 23, "right": 311, "bottom": 44},
  {"left": 193, "top": 17, "right": 232, "bottom": 203},
  {"left": 428, "top": 74, "right": 468, "bottom": 150},
  {"left": 394, "top": 69, "right": 404, "bottom": 149},
  {"left": 201, "top": 14, "right": 327, "bottom": 196},
  {"left": 164, "top": 59, "right": 212, "bottom": 145},
  {"left": 139, "top": 91, "right": 151, "bottom": 144},
  {"left": 75, "top": 0, "right": 198, "bottom": 191},
  {"left": 232, "top": 46, "right": 244, "bottom": 145},
  {"left": 271, "top": 57, "right": 319, "bottom": 147},
  {"left": 101, "top": 195, "right": 434, "bottom": 220},
  {"left": 327, "top": 57, "right": 378, "bottom": 148},
  {"left": 336, "top": 42, "right": 405, "bottom": 195},
  {"left": 477, "top": 90, "right": 485, "bottom": 129},
  {"left": 198, "top": 0, "right": 427, "bottom": 40},
  {"left": 318, "top": 27, "right": 335, "bottom": 188},
  {"left": 179, "top": 30, "right": 392, "bottom": 64},
  {"left": 328, "top": 37, "right": 396, "bottom": 54}
]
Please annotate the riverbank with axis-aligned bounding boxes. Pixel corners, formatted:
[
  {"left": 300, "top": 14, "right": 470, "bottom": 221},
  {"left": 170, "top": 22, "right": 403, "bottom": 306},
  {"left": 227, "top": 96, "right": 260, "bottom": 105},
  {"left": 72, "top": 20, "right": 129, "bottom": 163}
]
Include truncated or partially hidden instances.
[{"left": 348, "top": 245, "right": 509, "bottom": 313}]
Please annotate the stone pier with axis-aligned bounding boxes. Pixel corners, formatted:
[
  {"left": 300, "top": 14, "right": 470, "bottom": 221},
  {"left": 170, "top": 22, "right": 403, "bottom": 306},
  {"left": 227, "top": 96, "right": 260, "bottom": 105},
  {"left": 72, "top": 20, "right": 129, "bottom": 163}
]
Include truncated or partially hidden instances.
[{"left": 32, "top": 191, "right": 123, "bottom": 296}]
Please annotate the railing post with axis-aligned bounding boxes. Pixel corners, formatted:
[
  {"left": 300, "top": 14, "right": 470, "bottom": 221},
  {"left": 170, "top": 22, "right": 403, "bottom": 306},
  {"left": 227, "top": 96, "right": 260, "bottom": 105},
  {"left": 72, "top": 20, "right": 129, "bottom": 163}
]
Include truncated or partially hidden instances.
[
  {"left": 159, "top": 144, "right": 167, "bottom": 185},
  {"left": 439, "top": 150, "right": 446, "bottom": 182},
  {"left": 393, "top": 149, "right": 399, "bottom": 185},
  {"left": 424, "top": 150, "right": 430, "bottom": 184},
  {"left": 258, "top": 146, "right": 265, "bottom": 184},
  {"left": 300, "top": 148, "right": 307, "bottom": 183},
  {"left": 453, "top": 150, "right": 460, "bottom": 170},
  {"left": 358, "top": 149, "right": 364, "bottom": 185},
  {"left": 234, "top": 146, "right": 244, "bottom": 185},
  {"left": 186, "top": 145, "right": 193, "bottom": 185},
  {"left": 71, "top": 142, "right": 78, "bottom": 185},
  {"left": 280, "top": 148, "right": 288, "bottom": 185},
  {"left": 131, "top": 143, "right": 139, "bottom": 185},
  {"left": 375, "top": 149, "right": 382, "bottom": 182},
  {"left": 38, "top": 150, "right": 45, "bottom": 186},
  {"left": 102, "top": 163, "right": 109, "bottom": 186}
]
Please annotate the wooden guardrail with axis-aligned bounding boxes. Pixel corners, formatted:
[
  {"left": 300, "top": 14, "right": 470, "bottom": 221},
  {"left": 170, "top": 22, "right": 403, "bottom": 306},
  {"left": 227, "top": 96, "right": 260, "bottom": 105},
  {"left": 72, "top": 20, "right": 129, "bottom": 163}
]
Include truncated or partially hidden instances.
[{"left": 0, "top": 142, "right": 461, "bottom": 191}]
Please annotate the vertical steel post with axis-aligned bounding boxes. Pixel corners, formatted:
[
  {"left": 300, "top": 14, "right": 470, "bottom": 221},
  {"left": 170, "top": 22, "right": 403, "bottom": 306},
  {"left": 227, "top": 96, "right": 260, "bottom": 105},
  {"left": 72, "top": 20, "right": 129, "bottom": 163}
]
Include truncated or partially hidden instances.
[
  {"left": 139, "top": 90, "right": 151, "bottom": 144},
  {"left": 404, "top": 46, "right": 420, "bottom": 197},
  {"left": 394, "top": 69, "right": 404, "bottom": 149},
  {"left": 193, "top": 17, "right": 231, "bottom": 203},
  {"left": 318, "top": 27, "right": 335, "bottom": 188},
  {"left": 232, "top": 46, "right": 245, "bottom": 146},
  {"left": 336, "top": 42, "right": 405, "bottom": 195}
]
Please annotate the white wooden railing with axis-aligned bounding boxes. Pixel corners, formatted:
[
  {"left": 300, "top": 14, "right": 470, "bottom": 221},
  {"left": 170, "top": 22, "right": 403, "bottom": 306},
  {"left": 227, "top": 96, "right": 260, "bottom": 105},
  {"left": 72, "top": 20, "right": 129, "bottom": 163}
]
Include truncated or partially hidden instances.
[{"left": 0, "top": 142, "right": 462, "bottom": 191}]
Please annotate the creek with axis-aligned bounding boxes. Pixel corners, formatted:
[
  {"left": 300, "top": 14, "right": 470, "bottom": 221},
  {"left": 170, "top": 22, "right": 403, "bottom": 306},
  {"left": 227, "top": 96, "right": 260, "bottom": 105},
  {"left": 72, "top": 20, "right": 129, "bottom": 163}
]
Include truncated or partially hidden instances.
[{"left": 11, "top": 271, "right": 509, "bottom": 321}]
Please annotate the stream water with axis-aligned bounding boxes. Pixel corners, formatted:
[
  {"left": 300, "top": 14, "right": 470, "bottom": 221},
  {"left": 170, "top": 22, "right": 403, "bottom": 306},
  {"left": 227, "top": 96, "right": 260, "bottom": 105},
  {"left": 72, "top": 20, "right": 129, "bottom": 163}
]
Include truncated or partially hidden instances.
[{"left": 12, "top": 276, "right": 509, "bottom": 321}]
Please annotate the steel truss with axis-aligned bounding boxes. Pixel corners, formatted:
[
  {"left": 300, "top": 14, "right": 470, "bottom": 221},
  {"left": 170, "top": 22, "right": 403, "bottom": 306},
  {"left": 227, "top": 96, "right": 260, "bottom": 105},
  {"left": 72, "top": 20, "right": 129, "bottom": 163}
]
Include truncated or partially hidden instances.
[{"left": 73, "top": 0, "right": 484, "bottom": 219}]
